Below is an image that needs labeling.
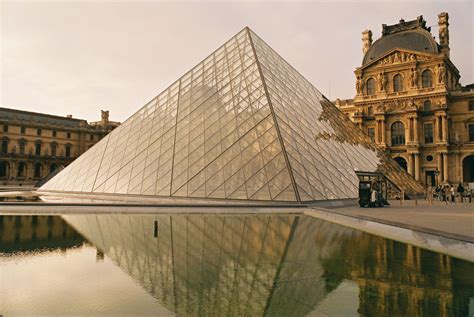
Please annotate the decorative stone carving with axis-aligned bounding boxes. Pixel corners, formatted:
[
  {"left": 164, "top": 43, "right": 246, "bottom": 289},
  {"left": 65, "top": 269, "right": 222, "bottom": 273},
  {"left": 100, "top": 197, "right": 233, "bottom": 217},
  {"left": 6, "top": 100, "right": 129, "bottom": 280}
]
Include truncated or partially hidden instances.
[
  {"left": 378, "top": 52, "right": 427, "bottom": 66},
  {"left": 376, "top": 102, "right": 386, "bottom": 113},
  {"left": 437, "top": 64, "right": 446, "bottom": 85},
  {"left": 356, "top": 76, "right": 362, "bottom": 95},
  {"left": 410, "top": 68, "right": 418, "bottom": 88},
  {"left": 377, "top": 73, "right": 387, "bottom": 92}
]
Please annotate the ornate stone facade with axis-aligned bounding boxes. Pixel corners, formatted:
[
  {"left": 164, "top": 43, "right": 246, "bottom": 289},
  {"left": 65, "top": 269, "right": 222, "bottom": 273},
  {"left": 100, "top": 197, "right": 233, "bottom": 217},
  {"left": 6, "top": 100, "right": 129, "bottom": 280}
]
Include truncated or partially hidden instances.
[
  {"left": 336, "top": 13, "right": 474, "bottom": 187},
  {"left": 0, "top": 108, "right": 119, "bottom": 187}
]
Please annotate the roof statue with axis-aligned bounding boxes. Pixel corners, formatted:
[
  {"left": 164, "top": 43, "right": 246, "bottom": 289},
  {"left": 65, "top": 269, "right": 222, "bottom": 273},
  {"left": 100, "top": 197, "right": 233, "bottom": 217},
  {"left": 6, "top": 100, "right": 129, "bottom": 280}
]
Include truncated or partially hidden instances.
[{"left": 39, "top": 27, "right": 423, "bottom": 203}]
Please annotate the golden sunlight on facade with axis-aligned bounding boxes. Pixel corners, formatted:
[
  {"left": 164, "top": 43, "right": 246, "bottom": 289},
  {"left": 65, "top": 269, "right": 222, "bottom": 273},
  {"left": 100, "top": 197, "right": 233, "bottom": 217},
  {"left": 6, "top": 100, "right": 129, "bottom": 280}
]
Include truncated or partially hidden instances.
[
  {"left": 335, "top": 13, "right": 474, "bottom": 188},
  {"left": 0, "top": 109, "right": 119, "bottom": 187}
]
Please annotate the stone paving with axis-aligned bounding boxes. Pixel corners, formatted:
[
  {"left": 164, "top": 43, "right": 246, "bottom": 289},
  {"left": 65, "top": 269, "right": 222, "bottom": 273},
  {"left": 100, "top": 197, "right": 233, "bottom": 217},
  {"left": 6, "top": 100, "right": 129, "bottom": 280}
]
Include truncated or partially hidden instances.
[{"left": 324, "top": 199, "right": 474, "bottom": 242}]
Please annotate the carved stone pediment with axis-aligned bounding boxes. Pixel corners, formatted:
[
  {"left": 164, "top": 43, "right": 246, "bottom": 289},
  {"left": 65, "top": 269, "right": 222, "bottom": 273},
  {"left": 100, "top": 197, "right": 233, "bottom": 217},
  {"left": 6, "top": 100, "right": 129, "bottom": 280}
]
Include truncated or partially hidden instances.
[
  {"left": 362, "top": 49, "right": 435, "bottom": 70},
  {"left": 382, "top": 99, "right": 419, "bottom": 113}
]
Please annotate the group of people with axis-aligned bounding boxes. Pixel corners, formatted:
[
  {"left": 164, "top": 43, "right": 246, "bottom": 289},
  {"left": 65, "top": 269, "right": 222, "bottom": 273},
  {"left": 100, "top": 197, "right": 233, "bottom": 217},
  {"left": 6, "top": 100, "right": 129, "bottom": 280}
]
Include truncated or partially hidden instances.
[{"left": 429, "top": 183, "right": 471, "bottom": 204}]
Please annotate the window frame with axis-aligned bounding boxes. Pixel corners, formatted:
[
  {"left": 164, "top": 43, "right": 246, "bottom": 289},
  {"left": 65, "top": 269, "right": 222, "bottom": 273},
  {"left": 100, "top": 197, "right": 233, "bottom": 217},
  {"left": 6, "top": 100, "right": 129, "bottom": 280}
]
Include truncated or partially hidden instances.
[
  {"left": 366, "top": 78, "right": 376, "bottom": 95},
  {"left": 423, "top": 122, "right": 434, "bottom": 144},
  {"left": 391, "top": 121, "right": 406, "bottom": 146},
  {"left": 393, "top": 74, "right": 403, "bottom": 92},
  {"left": 422, "top": 69, "right": 433, "bottom": 88}
]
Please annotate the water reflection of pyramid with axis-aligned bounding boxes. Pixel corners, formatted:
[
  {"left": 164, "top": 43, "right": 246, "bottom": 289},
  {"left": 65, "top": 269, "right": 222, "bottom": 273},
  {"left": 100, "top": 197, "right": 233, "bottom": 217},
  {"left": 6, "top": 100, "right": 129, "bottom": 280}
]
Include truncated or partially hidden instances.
[{"left": 39, "top": 27, "right": 423, "bottom": 202}]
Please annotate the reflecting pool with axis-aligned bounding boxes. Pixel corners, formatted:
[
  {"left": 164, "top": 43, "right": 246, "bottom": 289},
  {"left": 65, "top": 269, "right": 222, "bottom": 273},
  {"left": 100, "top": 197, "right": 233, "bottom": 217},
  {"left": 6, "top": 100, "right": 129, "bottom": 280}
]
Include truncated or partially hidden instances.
[{"left": 1, "top": 214, "right": 473, "bottom": 316}]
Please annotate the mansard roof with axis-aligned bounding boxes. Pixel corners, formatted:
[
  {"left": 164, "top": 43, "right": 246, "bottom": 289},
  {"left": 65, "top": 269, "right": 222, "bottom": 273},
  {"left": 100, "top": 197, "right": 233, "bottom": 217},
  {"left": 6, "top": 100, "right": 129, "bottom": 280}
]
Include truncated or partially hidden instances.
[{"left": 363, "top": 16, "right": 439, "bottom": 66}]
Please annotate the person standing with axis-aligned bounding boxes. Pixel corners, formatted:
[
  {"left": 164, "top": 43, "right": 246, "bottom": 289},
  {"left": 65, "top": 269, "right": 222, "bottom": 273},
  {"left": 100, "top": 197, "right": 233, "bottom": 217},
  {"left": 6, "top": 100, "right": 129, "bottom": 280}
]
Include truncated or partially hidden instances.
[
  {"left": 443, "top": 185, "right": 449, "bottom": 205},
  {"left": 449, "top": 185, "right": 455, "bottom": 205},
  {"left": 457, "top": 183, "right": 465, "bottom": 203}
]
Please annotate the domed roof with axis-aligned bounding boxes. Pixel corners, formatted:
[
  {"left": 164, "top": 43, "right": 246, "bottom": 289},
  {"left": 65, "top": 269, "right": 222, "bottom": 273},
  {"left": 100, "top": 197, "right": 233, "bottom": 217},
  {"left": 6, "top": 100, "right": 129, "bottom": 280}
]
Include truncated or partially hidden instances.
[{"left": 363, "top": 29, "right": 439, "bottom": 66}]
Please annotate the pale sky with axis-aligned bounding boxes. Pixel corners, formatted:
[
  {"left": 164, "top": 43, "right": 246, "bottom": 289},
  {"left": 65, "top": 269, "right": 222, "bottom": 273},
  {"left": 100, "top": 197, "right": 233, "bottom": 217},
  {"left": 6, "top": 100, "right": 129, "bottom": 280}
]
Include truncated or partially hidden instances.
[{"left": 1, "top": 1, "right": 472, "bottom": 123}]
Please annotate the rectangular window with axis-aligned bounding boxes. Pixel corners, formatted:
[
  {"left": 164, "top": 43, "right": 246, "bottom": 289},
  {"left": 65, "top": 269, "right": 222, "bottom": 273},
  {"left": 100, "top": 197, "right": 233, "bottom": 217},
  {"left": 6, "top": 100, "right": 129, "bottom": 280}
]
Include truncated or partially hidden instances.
[
  {"left": 470, "top": 124, "right": 474, "bottom": 142},
  {"left": 51, "top": 144, "right": 57, "bottom": 156},
  {"left": 1, "top": 140, "right": 8, "bottom": 153},
  {"left": 3, "top": 125, "right": 8, "bottom": 133},
  {"left": 65, "top": 146, "right": 71, "bottom": 158},
  {"left": 21, "top": 127, "right": 26, "bottom": 134},
  {"left": 19, "top": 142, "right": 25, "bottom": 154},
  {"left": 67, "top": 132, "right": 71, "bottom": 139},
  {"left": 90, "top": 134, "right": 94, "bottom": 141},
  {"left": 424, "top": 123, "right": 433, "bottom": 144},
  {"left": 37, "top": 128, "right": 42, "bottom": 136},
  {"left": 52, "top": 130, "right": 57, "bottom": 137},
  {"left": 367, "top": 127, "right": 375, "bottom": 141},
  {"left": 469, "top": 100, "right": 474, "bottom": 111},
  {"left": 35, "top": 143, "right": 41, "bottom": 156}
]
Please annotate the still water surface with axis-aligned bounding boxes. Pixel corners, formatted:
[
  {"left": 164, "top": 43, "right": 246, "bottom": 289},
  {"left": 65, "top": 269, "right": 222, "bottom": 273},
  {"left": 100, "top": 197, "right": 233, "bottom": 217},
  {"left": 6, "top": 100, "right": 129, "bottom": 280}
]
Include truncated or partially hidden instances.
[{"left": 0, "top": 214, "right": 473, "bottom": 316}]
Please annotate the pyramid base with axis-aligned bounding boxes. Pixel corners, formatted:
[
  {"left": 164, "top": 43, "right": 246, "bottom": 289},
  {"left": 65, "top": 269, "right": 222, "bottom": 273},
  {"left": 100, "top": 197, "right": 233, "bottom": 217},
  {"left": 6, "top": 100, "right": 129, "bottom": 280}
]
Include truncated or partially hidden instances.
[{"left": 36, "top": 190, "right": 358, "bottom": 208}]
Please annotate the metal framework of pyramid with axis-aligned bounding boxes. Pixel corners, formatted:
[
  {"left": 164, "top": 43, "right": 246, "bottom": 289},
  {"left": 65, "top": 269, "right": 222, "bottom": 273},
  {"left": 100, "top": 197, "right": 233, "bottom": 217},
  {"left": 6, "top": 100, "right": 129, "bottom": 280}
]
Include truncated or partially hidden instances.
[{"left": 39, "top": 27, "right": 423, "bottom": 203}]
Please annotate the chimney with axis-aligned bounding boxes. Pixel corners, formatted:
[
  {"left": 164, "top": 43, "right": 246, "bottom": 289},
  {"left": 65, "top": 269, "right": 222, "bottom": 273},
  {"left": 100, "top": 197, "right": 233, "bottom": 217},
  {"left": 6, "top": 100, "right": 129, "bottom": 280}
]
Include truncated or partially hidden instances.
[
  {"left": 438, "top": 12, "right": 450, "bottom": 58},
  {"left": 362, "top": 30, "right": 373, "bottom": 54},
  {"left": 66, "top": 114, "right": 72, "bottom": 118}
]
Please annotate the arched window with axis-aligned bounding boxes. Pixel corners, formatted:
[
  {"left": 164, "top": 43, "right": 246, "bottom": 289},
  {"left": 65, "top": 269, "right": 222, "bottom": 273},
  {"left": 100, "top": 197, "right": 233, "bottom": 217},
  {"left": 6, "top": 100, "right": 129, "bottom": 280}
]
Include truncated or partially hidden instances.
[
  {"left": 35, "top": 141, "right": 42, "bottom": 156},
  {"left": 422, "top": 70, "right": 433, "bottom": 88},
  {"left": 0, "top": 161, "right": 9, "bottom": 178},
  {"left": 65, "top": 144, "right": 72, "bottom": 158},
  {"left": 423, "top": 100, "right": 432, "bottom": 111},
  {"left": 17, "top": 162, "right": 27, "bottom": 178},
  {"left": 393, "top": 74, "right": 403, "bottom": 92},
  {"left": 1, "top": 137, "right": 8, "bottom": 154},
  {"left": 391, "top": 121, "right": 405, "bottom": 146},
  {"left": 394, "top": 157, "right": 407, "bottom": 171},
  {"left": 366, "top": 78, "right": 376, "bottom": 95},
  {"left": 34, "top": 163, "right": 42, "bottom": 178},
  {"left": 50, "top": 142, "right": 57, "bottom": 157},
  {"left": 18, "top": 139, "right": 26, "bottom": 155},
  {"left": 50, "top": 164, "right": 58, "bottom": 173}
]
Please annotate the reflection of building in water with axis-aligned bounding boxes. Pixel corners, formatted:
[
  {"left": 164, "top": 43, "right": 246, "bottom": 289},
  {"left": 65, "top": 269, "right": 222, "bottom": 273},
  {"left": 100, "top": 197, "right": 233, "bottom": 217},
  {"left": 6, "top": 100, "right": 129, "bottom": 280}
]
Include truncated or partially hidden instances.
[
  {"left": 0, "top": 215, "right": 84, "bottom": 253},
  {"left": 324, "top": 232, "right": 474, "bottom": 317},
  {"left": 63, "top": 214, "right": 474, "bottom": 316}
]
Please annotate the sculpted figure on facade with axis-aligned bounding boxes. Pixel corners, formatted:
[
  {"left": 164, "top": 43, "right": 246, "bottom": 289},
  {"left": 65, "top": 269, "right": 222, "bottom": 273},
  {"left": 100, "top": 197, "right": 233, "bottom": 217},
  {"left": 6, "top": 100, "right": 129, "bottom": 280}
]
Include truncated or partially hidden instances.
[
  {"left": 410, "top": 68, "right": 418, "bottom": 88},
  {"left": 376, "top": 102, "right": 385, "bottom": 113},
  {"left": 356, "top": 76, "right": 362, "bottom": 95},
  {"left": 437, "top": 64, "right": 446, "bottom": 85},
  {"left": 378, "top": 73, "right": 387, "bottom": 92}
]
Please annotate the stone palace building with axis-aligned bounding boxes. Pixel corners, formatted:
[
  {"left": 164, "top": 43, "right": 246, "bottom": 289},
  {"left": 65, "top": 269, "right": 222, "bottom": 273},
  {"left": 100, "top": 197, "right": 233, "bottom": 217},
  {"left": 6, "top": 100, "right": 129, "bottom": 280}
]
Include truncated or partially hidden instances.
[
  {"left": 0, "top": 108, "right": 119, "bottom": 187},
  {"left": 335, "top": 13, "right": 474, "bottom": 188}
]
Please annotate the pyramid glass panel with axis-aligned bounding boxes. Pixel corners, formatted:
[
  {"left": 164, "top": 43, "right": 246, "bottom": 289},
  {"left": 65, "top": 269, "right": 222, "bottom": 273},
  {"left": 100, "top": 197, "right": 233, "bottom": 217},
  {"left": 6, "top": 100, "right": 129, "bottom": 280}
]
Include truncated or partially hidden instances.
[{"left": 39, "top": 27, "right": 423, "bottom": 203}]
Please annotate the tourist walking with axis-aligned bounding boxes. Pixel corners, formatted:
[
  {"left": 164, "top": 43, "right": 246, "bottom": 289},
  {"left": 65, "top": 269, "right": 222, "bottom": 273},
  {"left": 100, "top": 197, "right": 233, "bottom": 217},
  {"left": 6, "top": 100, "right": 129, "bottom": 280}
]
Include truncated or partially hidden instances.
[
  {"left": 449, "top": 185, "right": 455, "bottom": 205},
  {"left": 443, "top": 185, "right": 449, "bottom": 205},
  {"left": 457, "top": 183, "right": 465, "bottom": 203},
  {"left": 435, "top": 185, "right": 442, "bottom": 201}
]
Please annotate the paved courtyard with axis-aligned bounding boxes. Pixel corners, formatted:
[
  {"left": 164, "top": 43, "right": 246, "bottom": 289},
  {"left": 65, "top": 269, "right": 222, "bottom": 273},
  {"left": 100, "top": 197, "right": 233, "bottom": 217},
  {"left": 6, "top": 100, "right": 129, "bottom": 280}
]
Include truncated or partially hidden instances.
[{"left": 325, "top": 199, "right": 474, "bottom": 242}]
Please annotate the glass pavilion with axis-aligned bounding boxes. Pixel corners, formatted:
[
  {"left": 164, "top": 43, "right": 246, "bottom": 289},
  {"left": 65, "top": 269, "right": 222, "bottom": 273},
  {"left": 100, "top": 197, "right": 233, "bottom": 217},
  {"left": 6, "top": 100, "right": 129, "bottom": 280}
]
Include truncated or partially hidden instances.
[{"left": 39, "top": 27, "right": 423, "bottom": 203}]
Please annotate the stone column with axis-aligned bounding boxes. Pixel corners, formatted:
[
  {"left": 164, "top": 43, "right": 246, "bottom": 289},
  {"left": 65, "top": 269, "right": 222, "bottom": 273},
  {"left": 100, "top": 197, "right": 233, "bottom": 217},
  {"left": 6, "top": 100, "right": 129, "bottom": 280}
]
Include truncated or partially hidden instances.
[
  {"left": 437, "top": 152, "right": 443, "bottom": 183},
  {"left": 381, "top": 119, "right": 386, "bottom": 145},
  {"left": 414, "top": 153, "right": 420, "bottom": 181},
  {"left": 443, "top": 152, "right": 449, "bottom": 182},
  {"left": 442, "top": 115, "right": 448, "bottom": 143},
  {"left": 413, "top": 117, "right": 419, "bottom": 143},
  {"left": 375, "top": 120, "right": 380, "bottom": 144},
  {"left": 408, "top": 153, "right": 414, "bottom": 177},
  {"left": 434, "top": 116, "right": 440, "bottom": 142}
]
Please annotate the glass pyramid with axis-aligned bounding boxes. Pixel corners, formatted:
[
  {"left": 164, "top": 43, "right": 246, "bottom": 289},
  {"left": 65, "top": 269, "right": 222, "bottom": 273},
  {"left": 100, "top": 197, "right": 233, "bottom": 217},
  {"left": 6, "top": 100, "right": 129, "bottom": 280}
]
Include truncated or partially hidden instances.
[{"left": 39, "top": 27, "right": 423, "bottom": 202}]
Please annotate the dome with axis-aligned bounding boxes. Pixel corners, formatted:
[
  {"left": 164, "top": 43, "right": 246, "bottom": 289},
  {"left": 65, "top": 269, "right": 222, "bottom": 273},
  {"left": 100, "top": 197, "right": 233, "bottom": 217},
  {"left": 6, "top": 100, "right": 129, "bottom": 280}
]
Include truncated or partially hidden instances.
[{"left": 363, "top": 29, "right": 439, "bottom": 66}]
